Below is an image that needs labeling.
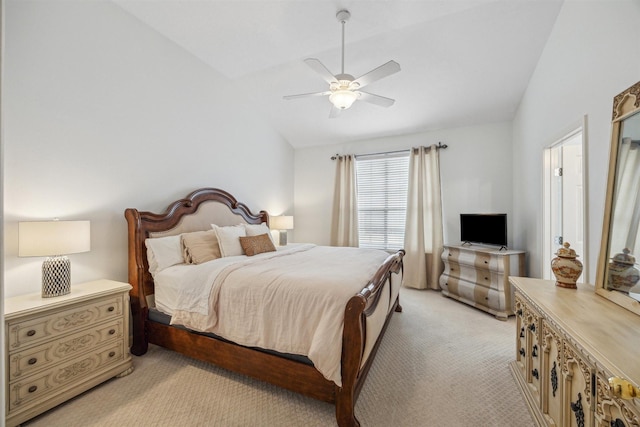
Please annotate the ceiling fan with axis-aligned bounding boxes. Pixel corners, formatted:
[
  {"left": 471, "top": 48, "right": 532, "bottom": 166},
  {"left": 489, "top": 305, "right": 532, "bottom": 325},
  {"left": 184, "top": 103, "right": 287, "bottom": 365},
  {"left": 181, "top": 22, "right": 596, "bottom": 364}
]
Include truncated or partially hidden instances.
[{"left": 284, "top": 9, "right": 401, "bottom": 118}]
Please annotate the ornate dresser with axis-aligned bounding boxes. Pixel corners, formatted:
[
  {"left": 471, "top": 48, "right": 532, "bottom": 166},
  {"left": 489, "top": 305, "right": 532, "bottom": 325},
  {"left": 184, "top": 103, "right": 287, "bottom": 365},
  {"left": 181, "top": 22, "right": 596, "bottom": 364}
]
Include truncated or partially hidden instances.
[{"left": 510, "top": 277, "right": 640, "bottom": 427}]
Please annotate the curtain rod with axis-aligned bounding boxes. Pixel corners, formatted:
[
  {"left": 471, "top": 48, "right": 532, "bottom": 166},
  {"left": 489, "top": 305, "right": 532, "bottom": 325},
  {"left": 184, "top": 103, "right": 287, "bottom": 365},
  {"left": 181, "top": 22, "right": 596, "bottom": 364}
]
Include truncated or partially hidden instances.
[{"left": 330, "top": 142, "right": 448, "bottom": 160}]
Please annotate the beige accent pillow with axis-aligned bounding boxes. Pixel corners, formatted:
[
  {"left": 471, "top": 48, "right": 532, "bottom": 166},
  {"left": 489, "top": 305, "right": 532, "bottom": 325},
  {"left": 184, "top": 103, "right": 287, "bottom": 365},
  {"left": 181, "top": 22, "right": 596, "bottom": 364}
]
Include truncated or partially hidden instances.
[
  {"left": 212, "top": 224, "right": 247, "bottom": 257},
  {"left": 239, "top": 233, "right": 277, "bottom": 257},
  {"left": 181, "top": 230, "right": 221, "bottom": 264}
]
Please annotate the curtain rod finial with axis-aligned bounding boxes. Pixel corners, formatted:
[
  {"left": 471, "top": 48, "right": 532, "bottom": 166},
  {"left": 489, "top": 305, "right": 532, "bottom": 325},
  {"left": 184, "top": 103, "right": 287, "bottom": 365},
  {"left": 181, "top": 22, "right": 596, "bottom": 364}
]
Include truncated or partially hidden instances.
[{"left": 437, "top": 142, "right": 448, "bottom": 149}]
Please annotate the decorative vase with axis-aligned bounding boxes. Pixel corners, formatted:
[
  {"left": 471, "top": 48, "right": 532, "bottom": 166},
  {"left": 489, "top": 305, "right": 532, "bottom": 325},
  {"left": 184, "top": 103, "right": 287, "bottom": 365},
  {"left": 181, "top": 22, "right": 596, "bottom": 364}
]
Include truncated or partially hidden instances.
[
  {"left": 551, "top": 242, "right": 583, "bottom": 289},
  {"left": 608, "top": 248, "right": 640, "bottom": 293}
]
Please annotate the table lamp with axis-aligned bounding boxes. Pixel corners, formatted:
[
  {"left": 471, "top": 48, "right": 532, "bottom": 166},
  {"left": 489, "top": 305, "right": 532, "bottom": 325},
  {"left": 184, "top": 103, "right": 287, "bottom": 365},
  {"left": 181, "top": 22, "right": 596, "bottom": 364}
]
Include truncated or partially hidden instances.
[
  {"left": 270, "top": 216, "right": 294, "bottom": 246},
  {"left": 19, "top": 220, "right": 91, "bottom": 297}
]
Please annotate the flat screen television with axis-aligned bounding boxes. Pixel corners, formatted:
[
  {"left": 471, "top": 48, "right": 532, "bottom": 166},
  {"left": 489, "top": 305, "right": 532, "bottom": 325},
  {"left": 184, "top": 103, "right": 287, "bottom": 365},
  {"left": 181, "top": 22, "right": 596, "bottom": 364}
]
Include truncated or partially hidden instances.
[{"left": 460, "top": 213, "right": 507, "bottom": 248}]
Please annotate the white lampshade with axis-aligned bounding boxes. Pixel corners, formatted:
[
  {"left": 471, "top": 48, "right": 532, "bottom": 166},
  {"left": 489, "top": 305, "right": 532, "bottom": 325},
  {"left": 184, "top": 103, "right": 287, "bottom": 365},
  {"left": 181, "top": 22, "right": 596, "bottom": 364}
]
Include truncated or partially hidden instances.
[
  {"left": 329, "top": 90, "right": 358, "bottom": 110},
  {"left": 270, "top": 216, "right": 294, "bottom": 231},
  {"left": 19, "top": 220, "right": 91, "bottom": 256}
]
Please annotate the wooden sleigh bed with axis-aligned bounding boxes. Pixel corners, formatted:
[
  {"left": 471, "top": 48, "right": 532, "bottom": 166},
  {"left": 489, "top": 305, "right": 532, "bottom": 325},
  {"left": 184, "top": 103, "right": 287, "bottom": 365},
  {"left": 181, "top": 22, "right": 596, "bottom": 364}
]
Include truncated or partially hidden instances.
[{"left": 125, "top": 188, "right": 404, "bottom": 427}]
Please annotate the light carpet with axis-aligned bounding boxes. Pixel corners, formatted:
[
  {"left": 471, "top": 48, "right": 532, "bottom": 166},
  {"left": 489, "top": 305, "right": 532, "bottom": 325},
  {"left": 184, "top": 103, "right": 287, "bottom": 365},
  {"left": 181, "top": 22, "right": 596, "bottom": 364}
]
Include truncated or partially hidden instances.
[{"left": 24, "top": 288, "right": 534, "bottom": 426}]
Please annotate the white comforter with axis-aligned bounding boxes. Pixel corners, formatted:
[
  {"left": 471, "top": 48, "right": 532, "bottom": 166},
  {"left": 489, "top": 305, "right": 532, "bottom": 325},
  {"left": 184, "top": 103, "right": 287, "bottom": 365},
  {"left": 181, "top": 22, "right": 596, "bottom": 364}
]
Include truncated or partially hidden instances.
[{"left": 165, "top": 244, "right": 389, "bottom": 386}]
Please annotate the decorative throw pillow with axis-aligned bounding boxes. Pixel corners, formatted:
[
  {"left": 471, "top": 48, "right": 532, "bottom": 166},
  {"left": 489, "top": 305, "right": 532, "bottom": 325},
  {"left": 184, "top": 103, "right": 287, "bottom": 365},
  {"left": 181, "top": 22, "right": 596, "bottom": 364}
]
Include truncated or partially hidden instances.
[
  {"left": 244, "top": 222, "right": 276, "bottom": 245},
  {"left": 212, "top": 224, "right": 247, "bottom": 257},
  {"left": 239, "top": 233, "right": 277, "bottom": 257},
  {"left": 181, "top": 230, "right": 221, "bottom": 264},
  {"left": 145, "top": 235, "right": 184, "bottom": 275}
]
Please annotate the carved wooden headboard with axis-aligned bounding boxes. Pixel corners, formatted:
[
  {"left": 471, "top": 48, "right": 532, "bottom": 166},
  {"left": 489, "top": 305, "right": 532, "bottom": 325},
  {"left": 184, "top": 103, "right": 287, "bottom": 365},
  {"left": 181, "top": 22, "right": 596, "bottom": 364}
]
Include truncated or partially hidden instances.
[{"left": 124, "top": 188, "right": 269, "bottom": 322}]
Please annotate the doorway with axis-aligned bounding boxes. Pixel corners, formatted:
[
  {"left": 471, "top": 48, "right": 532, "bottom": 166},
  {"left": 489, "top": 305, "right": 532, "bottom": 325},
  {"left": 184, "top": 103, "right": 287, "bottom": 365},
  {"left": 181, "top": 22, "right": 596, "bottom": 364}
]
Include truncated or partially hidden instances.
[{"left": 543, "top": 127, "right": 587, "bottom": 282}]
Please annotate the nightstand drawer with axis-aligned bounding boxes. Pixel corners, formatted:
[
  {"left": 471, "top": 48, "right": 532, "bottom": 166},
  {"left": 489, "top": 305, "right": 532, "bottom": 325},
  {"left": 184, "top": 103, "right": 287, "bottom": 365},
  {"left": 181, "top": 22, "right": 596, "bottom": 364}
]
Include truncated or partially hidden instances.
[
  {"left": 8, "top": 342, "right": 124, "bottom": 411},
  {"left": 9, "top": 319, "right": 124, "bottom": 381},
  {"left": 7, "top": 295, "right": 123, "bottom": 351}
]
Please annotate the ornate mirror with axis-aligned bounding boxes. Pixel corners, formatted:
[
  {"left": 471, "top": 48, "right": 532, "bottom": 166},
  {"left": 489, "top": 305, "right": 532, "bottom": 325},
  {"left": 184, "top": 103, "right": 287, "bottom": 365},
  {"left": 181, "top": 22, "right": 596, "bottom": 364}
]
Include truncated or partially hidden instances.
[{"left": 596, "top": 80, "right": 640, "bottom": 315}]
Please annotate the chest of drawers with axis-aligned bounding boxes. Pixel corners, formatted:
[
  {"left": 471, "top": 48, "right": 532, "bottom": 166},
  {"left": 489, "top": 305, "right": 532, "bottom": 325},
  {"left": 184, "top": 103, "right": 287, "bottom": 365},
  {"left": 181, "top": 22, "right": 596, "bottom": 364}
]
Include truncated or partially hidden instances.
[
  {"left": 4, "top": 280, "right": 133, "bottom": 427},
  {"left": 510, "top": 277, "right": 640, "bottom": 427},
  {"left": 439, "top": 244, "right": 525, "bottom": 320}
]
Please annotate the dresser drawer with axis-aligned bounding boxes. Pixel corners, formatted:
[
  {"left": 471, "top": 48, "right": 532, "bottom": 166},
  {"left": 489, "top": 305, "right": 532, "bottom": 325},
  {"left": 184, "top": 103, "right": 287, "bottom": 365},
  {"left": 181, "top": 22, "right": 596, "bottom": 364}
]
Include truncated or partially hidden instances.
[
  {"left": 472, "top": 252, "right": 492, "bottom": 270},
  {"left": 446, "top": 262, "right": 505, "bottom": 290},
  {"left": 7, "top": 295, "right": 123, "bottom": 351},
  {"left": 8, "top": 342, "right": 124, "bottom": 411},
  {"left": 441, "top": 276, "right": 507, "bottom": 310},
  {"left": 8, "top": 319, "right": 124, "bottom": 381}
]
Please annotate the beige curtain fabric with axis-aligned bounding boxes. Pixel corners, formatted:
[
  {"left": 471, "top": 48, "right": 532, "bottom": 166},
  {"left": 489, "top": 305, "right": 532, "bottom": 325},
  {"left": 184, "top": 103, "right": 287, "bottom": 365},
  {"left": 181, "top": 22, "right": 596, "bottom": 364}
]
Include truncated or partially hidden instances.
[
  {"left": 403, "top": 145, "right": 444, "bottom": 290},
  {"left": 330, "top": 155, "right": 359, "bottom": 247}
]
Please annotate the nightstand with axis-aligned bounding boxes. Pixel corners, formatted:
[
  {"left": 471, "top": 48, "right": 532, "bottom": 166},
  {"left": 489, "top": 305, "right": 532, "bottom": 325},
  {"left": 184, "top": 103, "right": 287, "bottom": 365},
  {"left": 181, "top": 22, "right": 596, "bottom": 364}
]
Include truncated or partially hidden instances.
[{"left": 4, "top": 279, "right": 134, "bottom": 427}]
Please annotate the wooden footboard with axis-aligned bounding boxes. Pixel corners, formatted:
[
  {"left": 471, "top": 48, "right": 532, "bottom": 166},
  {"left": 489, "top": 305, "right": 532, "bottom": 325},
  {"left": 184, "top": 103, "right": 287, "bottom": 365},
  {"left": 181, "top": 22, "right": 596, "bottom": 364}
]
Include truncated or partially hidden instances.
[
  {"left": 337, "top": 250, "right": 404, "bottom": 426},
  {"left": 125, "top": 188, "right": 404, "bottom": 427}
]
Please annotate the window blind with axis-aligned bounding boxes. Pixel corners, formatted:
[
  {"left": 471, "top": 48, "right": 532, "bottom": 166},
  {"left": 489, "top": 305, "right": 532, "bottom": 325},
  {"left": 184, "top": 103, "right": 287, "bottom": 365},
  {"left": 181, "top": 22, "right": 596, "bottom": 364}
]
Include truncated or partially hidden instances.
[{"left": 355, "top": 152, "right": 409, "bottom": 251}]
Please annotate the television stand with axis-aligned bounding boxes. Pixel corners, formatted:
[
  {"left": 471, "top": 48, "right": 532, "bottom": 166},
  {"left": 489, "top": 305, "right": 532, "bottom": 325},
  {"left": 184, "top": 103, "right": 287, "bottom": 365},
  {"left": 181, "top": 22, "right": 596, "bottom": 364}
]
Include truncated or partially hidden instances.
[{"left": 439, "top": 244, "right": 526, "bottom": 320}]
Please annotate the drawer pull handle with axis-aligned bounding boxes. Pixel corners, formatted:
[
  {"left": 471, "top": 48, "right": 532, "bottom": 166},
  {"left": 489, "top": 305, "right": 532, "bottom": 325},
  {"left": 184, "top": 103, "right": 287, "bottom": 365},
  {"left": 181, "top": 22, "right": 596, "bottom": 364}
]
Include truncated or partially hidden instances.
[
  {"left": 108, "top": 306, "right": 115, "bottom": 312},
  {"left": 519, "top": 348, "right": 525, "bottom": 357},
  {"left": 484, "top": 277, "right": 489, "bottom": 280},
  {"left": 528, "top": 323, "right": 536, "bottom": 332},
  {"left": 484, "top": 260, "right": 488, "bottom": 264},
  {"left": 26, "top": 330, "right": 36, "bottom": 337},
  {"left": 109, "top": 351, "right": 116, "bottom": 358},
  {"left": 532, "top": 345, "right": 538, "bottom": 357},
  {"left": 532, "top": 369, "right": 539, "bottom": 380},
  {"left": 517, "top": 309, "right": 523, "bottom": 316},
  {"left": 28, "top": 385, "right": 37, "bottom": 393},
  {"left": 28, "top": 357, "right": 38, "bottom": 365},
  {"left": 109, "top": 329, "right": 116, "bottom": 335}
]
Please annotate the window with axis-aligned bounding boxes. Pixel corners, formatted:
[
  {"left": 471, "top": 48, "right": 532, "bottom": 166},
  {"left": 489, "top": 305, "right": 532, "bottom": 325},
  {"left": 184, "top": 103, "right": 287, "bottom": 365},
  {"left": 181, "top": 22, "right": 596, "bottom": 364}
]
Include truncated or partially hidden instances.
[{"left": 355, "top": 152, "right": 409, "bottom": 250}]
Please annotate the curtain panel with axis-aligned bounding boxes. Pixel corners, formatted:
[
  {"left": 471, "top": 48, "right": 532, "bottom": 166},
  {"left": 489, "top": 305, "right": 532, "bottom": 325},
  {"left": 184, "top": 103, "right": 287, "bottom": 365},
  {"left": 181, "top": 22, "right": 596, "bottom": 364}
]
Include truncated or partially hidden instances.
[
  {"left": 330, "top": 155, "right": 359, "bottom": 247},
  {"left": 403, "top": 145, "right": 444, "bottom": 290}
]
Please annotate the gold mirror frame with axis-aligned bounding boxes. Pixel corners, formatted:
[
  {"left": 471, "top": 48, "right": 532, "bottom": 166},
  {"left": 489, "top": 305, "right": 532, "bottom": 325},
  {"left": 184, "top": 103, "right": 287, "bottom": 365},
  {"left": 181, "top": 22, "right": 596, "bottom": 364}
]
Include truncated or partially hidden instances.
[{"left": 596, "top": 80, "right": 640, "bottom": 315}]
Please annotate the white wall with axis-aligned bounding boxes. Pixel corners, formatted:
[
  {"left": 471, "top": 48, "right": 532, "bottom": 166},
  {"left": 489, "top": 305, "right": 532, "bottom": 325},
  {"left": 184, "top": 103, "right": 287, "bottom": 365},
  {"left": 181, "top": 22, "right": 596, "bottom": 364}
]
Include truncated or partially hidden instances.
[
  {"left": 3, "top": 1, "right": 294, "bottom": 297},
  {"left": 294, "top": 122, "right": 514, "bottom": 248},
  {"left": 512, "top": 0, "right": 640, "bottom": 281}
]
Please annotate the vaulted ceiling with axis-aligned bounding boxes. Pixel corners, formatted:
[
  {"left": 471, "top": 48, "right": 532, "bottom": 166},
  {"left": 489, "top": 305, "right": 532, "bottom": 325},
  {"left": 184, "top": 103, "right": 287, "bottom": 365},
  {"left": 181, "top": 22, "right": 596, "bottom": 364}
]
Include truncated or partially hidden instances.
[{"left": 114, "top": 0, "right": 563, "bottom": 148}]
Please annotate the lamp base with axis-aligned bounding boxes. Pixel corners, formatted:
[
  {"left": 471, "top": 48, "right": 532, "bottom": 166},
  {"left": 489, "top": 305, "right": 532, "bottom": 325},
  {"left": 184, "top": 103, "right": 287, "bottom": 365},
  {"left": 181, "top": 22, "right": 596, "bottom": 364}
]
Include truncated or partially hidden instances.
[
  {"left": 42, "top": 256, "right": 71, "bottom": 298},
  {"left": 279, "top": 230, "right": 288, "bottom": 246}
]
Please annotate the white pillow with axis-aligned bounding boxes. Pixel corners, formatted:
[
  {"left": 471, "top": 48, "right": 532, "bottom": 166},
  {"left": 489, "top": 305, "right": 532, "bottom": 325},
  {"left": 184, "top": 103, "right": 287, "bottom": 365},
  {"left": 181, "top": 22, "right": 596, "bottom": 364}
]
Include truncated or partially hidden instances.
[
  {"left": 145, "top": 235, "right": 184, "bottom": 275},
  {"left": 244, "top": 222, "right": 275, "bottom": 245},
  {"left": 211, "top": 224, "right": 247, "bottom": 257}
]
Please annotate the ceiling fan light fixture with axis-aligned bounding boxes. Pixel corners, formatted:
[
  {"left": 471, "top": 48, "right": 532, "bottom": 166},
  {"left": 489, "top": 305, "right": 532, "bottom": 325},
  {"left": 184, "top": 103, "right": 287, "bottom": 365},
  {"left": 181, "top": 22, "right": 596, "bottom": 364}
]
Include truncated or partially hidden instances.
[{"left": 330, "top": 90, "right": 359, "bottom": 109}]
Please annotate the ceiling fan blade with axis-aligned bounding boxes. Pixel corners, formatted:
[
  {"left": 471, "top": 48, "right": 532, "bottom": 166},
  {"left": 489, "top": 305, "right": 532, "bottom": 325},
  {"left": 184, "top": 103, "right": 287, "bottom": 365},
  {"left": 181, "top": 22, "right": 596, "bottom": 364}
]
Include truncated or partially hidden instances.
[
  {"left": 358, "top": 91, "right": 395, "bottom": 108},
  {"left": 352, "top": 60, "right": 401, "bottom": 89},
  {"left": 283, "top": 91, "right": 331, "bottom": 100},
  {"left": 304, "top": 58, "right": 338, "bottom": 84},
  {"left": 329, "top": 105, "right": 343, "bottom": 119}
]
